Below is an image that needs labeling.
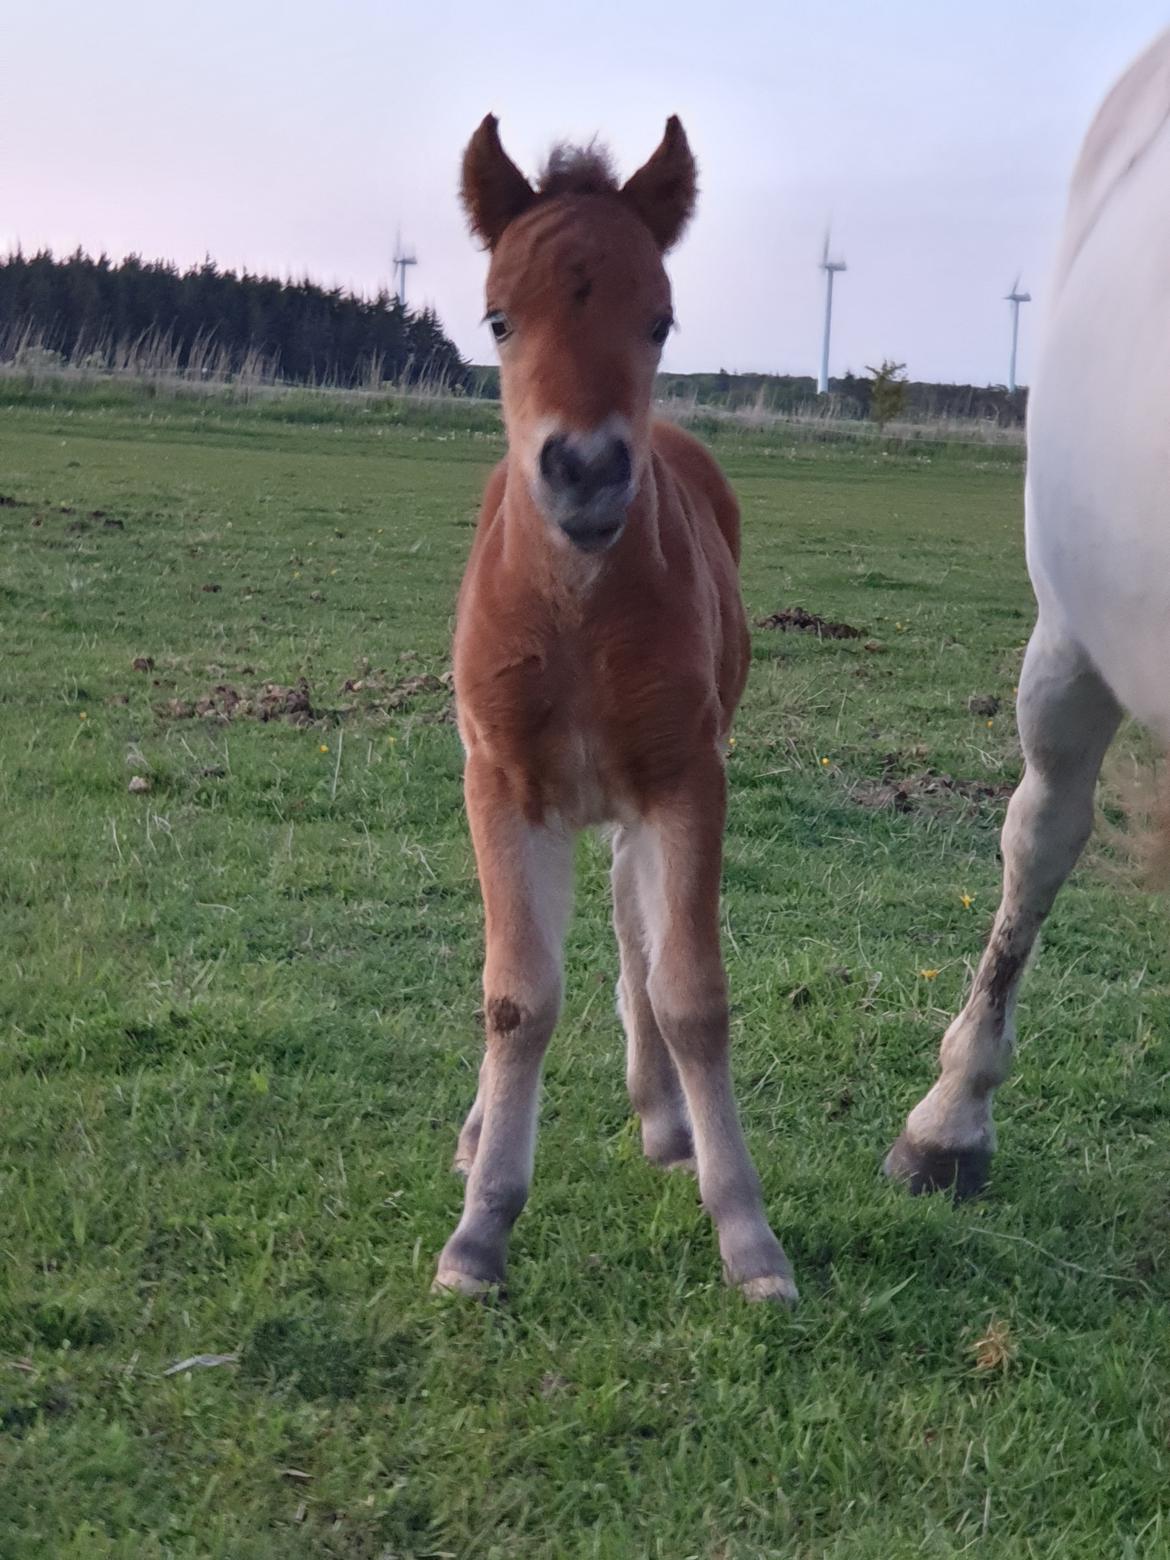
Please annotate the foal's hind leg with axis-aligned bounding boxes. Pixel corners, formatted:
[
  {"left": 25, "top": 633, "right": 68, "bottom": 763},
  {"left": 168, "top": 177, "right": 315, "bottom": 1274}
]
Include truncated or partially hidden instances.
[
  {"left": 885, "top": 619, "right": 1121, "bottom": 1196},
  {"left": 612, "top": 826, "right": 693, "bottom": 1169},
  {"left": 435, "top": 756, "right": 573, "bottom": 1295}
]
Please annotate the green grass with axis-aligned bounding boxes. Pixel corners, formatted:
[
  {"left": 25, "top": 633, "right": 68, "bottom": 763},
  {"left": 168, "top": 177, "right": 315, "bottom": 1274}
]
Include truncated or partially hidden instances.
[{"left": 1, "top": 384, "right": 1168, "bottom": 1558}]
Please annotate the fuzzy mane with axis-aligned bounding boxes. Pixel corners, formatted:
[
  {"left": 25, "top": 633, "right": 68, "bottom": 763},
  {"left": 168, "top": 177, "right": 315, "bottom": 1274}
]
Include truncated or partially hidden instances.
[{"left": 536, "top": 143, "right": 619, "bottom": 199}]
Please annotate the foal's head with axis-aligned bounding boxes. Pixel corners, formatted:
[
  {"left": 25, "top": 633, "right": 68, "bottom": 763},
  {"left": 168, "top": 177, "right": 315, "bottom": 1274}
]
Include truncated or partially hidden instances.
[{"left": 461, "top": 116, "right": 697, "bottom": 553}]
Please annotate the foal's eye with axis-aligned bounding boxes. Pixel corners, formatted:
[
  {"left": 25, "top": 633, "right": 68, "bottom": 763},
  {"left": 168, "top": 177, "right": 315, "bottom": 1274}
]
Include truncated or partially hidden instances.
[
  {"left": 486, "top": 310, "right": 512, "bottom": 344},
  {"left": 650, "top": 313, "right": 673, "bottom": 347}
]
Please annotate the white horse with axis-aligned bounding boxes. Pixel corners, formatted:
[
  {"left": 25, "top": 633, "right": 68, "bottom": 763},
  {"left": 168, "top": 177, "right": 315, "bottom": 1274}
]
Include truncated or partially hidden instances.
[{"left": 886, "top": 28, "right": 1170, "bottom": 1196}]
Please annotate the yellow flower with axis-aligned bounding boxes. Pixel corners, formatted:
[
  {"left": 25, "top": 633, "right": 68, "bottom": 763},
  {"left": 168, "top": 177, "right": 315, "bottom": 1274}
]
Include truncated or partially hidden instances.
[
  {"left": 727, "top": 736, "right": 737, "bottom": 749},
  {"left": 79, "top": 710, "right": 87, "bottom": 720},
  {"left": 920, "top": 968, "right": 940, "bottom": 981},
  {"left": 319, "top": 743, "right": 329, "bottom": 753},
  {"left": 987, "top": 719, "right": 994, "bottom": 727},
  {"left": 820, "top": 756, "right": 831, "bottom": 767},
  {"left": 959, "top": 892, "right": 975, "bottom": 909}
]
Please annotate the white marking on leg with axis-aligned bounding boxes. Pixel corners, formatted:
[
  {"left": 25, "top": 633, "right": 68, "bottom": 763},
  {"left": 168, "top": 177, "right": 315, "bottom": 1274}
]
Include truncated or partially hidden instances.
[
  {"left": 636, "top": 794, "right": 796, "bottom": 1302},
  {"left": 611, "top": 824, "right": 693, "bottom": 1168},
  {"left": 436, "top": 808, "right": 574, "bottom": 1293}
]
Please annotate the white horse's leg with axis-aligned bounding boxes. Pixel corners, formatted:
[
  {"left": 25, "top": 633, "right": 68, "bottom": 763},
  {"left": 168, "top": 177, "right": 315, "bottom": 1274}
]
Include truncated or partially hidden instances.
[
  {"left": 885, "top": 618, "right": 1121, "bottom": 1196},
  {"left": 611, "top": 825, "right": 694, "bottom": 1169}
]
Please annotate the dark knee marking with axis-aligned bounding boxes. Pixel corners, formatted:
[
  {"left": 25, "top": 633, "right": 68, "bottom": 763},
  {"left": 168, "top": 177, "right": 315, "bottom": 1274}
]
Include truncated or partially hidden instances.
[
  {"left": 487, "top": 996, "right": 524, "bottom": 1035},
  {"left": 983, "top": 931, "right": 1025, "bottom": 1015},
  {"left": 883, "top": 1133, "right": 991, "bottom": 1201}
]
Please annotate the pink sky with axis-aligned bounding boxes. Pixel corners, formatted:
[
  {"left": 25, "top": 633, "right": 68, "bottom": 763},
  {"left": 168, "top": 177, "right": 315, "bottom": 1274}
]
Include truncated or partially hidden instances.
[{"left": 7, "top": 0, "right": 1168, "bottom": 383}]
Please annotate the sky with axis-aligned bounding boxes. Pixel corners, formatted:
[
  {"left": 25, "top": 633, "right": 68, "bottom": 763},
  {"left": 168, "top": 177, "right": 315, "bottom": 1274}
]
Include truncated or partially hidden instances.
[{"left": 6, "top": 0, "right": 1169, "bottom": 386}]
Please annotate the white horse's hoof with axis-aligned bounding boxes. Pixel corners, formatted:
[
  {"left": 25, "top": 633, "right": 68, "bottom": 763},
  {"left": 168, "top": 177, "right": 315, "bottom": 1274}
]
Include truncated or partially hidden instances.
[
  {"left": 432, "top": 1267, "right": 498, "bottom": 1299},
  {"left": 739, "top": 1272, "right": 800, "bottom": 1306}
]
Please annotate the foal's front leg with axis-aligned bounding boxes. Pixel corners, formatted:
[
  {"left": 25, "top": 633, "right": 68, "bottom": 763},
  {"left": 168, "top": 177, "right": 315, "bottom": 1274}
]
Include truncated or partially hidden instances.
[
  {"left": 435, "top": 755, "right": 573, "bottom": 1295},
  {"left": 638, "top": 763, "right": 797, "bottom": 1303}
]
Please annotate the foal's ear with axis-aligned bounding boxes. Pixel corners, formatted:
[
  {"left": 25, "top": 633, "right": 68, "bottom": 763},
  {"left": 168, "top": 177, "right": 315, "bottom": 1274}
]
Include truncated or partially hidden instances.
[
  {"left": 461, "top": 115, "right": 537, "bottom": 249},
  {"left": 621, "top": 117, "right": 697, "bottom": 252}
]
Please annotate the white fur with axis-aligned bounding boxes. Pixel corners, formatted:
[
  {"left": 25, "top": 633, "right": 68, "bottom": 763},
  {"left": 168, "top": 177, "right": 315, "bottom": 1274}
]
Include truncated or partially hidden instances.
[{"left": 894, "top": 29, "right": 1170, "bottom": 1168}]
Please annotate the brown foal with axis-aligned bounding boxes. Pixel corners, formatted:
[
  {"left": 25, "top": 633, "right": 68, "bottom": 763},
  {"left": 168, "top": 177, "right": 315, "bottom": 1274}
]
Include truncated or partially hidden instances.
[{"left": 434, "top": 115, "right": 795, "bottom": 1303}]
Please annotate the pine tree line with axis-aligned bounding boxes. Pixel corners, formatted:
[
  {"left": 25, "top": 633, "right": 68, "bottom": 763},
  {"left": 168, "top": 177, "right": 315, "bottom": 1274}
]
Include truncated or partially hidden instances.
[{"left": 0, "top": 249, "right": 470, "bottom": 390}]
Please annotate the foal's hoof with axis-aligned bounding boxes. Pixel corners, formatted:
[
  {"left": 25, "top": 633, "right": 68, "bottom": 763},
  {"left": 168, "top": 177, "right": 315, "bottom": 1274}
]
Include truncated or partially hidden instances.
[
  {"left": 739, "top": 1272, "right": 800, "bottom": 1306},
  {"left": 883, "top": 1132, "right": 991, "bottom": 1201}
]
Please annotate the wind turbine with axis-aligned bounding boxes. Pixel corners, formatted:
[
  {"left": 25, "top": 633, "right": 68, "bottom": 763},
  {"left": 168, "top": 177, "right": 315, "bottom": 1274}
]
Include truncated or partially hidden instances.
[
  {"left": 817, "top": 231, "right": 847, "bottom": 395},
  {"left": 393, "top": 231, "right": 418, "bottom": 308},
  {"left": 1005, "top": 274, "right": 1031, "bottom": 393}
]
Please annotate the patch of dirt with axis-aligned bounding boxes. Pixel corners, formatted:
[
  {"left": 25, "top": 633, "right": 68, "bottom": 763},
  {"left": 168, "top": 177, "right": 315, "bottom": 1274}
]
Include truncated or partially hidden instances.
[
  {"left": 154, "top": 667, "right": 455, "bottom": 728},
  {"left": 967, "top": 693, "right": 1001, "bottom": 717},
  {"left": 0, "top": 494, "right": 24, "bottom": 508},
  {"left": 341, "top": 667, "right": 454, "bottom": 714},
  {"left": 852, "top": 766, "right": 1015, "bottom": 814},
  {"left": 157, "top": 678, "right": 317, "bottom": 726},
  {"left": 132, "top": 656, "right": 155, "bottom": 673},
  {"left": 755, "top": 606, "right": 861, "bottom": 640}
]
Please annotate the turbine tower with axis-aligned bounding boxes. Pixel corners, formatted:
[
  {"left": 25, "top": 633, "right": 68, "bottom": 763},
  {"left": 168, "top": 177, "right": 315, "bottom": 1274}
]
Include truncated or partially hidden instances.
[
  {"left": 393, "top": 232, "right": 418, "bottom": 308},
  {"left": 1005, "top": 275, "right": 1031, "bottom": 393},
  {"left": 817, "top": 231, "right": 847, "bottom": 396}
]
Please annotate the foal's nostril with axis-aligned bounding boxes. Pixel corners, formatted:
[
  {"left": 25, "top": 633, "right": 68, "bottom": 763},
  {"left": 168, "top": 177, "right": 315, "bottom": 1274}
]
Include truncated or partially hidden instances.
[
  {"left": 539, "top": 434, "right": 632, "bottom": 500},
  {"left": 539, "top": 435, "right": 584, "bottom": 490}
]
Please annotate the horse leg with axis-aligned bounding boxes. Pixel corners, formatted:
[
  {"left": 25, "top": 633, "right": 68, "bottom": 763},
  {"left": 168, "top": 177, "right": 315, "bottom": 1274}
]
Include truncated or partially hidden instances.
[
  {"left": 435, "top": 756, "right": 573, "bottom": 1295},
  {"left": 452, "top": 1073, "right": 485, "bottom": 1177},
  {"left": 611, "top": 825, "right": 694, "bottom": 1169},
  {"left": 885, "top": 618, "right": 1121, "bottom": 1196},
  {"left": 638, "top": 765, "right": 797, "bottom": 1303}
]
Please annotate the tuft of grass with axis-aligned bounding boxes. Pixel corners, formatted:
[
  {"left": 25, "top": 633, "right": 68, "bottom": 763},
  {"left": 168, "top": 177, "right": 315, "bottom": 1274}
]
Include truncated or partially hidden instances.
[{"left": 1, "top": 383, "right": 1168, "bottom": 1557}]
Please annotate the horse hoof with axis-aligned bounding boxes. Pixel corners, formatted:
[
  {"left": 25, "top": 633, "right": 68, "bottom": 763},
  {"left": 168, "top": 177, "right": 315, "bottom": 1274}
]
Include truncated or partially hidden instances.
[
  {"left": 883, "top": 1133, "right": 991, "bottom": 1201},
  {"left": 432, "top": 1266, "right": 499, "bottom": 1300},
  {"left": 739, "top": 1272, "right": 800, "bottom": 1306}
]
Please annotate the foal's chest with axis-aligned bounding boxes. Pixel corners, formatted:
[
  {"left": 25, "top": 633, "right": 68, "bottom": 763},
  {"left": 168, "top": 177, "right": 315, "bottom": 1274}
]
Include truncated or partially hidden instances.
[{"left": 458, "top": 615, "right": 714, "bottom": 826}]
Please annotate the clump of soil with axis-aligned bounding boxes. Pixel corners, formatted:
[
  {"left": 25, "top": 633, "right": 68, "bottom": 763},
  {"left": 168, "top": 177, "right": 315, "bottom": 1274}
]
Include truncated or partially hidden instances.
[
  {"left": 852, "top": 768, "right": 1015, "bottom": 814},
  {"left": 158, "top": 678, "right": 317, "bottom": 726},
  {"left": 341, "top": 668, "right": 453, "bottom": 712},
  {"left": 756, "top": 606, "right": 861, "bottom": 640},
  {"left": 967, "top": 694, "right": 1001, "bottom": 717},
  {"left": 154, "top": 667, "right": 455, "bottom": 728}
]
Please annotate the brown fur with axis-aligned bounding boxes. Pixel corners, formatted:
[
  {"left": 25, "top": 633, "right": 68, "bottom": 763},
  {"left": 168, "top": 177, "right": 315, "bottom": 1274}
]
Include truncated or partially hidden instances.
[{"left": 435, "top": 118, "right": 793, "bottom": 1302}]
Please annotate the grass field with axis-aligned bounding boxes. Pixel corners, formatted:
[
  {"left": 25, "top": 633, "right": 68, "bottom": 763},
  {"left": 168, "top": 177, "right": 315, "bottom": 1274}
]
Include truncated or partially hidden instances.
[{"left": 2, "top": 385, "right": 1169, "bottom": 1558}]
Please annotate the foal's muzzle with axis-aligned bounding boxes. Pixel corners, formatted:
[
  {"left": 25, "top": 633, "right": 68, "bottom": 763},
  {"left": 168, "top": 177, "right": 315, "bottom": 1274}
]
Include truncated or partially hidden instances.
[{"left": 537, "top": 431, "right": 634, "bottom": 552}]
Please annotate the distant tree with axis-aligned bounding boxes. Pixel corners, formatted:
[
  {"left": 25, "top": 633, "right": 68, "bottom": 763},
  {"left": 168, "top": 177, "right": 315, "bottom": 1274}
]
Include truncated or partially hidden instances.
[
  {"left": 0, "top": 249, "right": 469, "bottom": 391},
  {"left": 866, "top": 359, "right": 908, "bottom": 429}
]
